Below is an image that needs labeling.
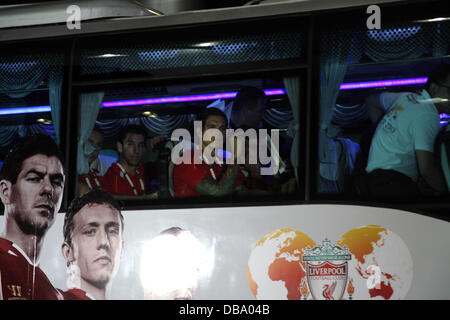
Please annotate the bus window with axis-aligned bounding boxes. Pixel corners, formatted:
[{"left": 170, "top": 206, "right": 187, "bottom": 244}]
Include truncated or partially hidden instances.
[
  {"left": 75, "top": 76, "right": 301, "bottom": 203},
  {"left": 77, "top": 28, "right": 305, "bottom": 79},
  {"left": 316, "top": 20, "right": 450, "bottom": 201},
  {"left": 0, "top": 48, "right": 65, "bottom": 171}
]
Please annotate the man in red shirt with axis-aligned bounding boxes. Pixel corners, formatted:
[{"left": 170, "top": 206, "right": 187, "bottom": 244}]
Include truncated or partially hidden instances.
[
  {"left": 103, "top": 125, "right": 157, "bottom": 200},
  {"left": 173, "top": 108, "right": 247, "bottom": 197},
  {"left": 0, "top": 134, "right": 65, "bottom": 300},
  {"left": 60, "top": 189, "right": 124, "bottom": 300}
]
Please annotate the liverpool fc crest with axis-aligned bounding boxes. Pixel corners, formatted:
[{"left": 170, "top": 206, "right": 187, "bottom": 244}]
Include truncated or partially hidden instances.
[{"left": 302, "top": 239, "right": 352, "bottom": 300}]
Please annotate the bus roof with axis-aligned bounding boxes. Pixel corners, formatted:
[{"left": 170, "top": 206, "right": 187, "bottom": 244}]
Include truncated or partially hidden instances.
[
  {"left": 0, "top": 0, "right": 407, "bottom": 43},
  {"left": 0, "top": 0, "right": 161, "bottom": 29}
]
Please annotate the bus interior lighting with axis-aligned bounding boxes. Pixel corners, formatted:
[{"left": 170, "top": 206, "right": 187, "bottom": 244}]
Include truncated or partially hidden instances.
[
  {"left": 0, "top": 105, "right": 51, "bottom": 116},
  {"left": 0, "top": 77, "right": 437, "bottom": 115},
  {"left": 339, "top": 77, "right": 428, "bottom": 90}
]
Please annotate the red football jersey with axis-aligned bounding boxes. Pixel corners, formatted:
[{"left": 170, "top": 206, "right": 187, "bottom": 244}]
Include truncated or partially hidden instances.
[
  {"left": 0, "top": 238, "right": 63, "bottom": 300},
  {"left": 77, "top": 168, "right": 104, "bottom": 190},
  {"left": 173, "top": 159, "right": 246, "bottom": 197},
  {"left": 59, "top": 288, "right": 92, "bottom": 300},
  {"left": 102, "top": 162, "right": 147, "bottom": 196}
]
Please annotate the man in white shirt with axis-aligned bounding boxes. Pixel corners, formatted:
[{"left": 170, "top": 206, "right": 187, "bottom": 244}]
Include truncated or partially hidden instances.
[{"left": 365, "top": 64, "right": 450, "bottom": 198}]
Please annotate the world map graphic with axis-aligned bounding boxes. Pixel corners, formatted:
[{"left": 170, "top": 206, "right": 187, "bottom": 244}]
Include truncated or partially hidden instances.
[{"left": 247, "top": 226, "right": 413, "bottom": 300}]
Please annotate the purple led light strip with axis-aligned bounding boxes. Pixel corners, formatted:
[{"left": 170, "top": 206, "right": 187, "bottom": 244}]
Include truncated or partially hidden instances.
[
  {"left": 340, "top": 77, "right": 428, "bottom": 90},
  {"left": 102, "top": 89, "right": 286, "bottom": 108},
  {"left": 102, "top": 78, "right": 429, "bottom": 108},
  {"left": 0, "top": 78, "right": 431, "bottom": 115}
]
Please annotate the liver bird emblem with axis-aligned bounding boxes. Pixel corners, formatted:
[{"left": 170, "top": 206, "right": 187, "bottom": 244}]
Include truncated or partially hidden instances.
[{"left": 322, "top": 281, "right": 337, "bottom": 300}]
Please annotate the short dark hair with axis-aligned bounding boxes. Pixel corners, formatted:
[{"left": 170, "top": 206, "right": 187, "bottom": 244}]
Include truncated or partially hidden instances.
[
  {"left": 232, "top": 86, "right": 265, "bottom": 113},
  {"left": 198, "top": 107, "right": 228, "bottom": 129},
  {"left": 118, "top": 125, "right": 147, "bottom": 145},
  {"left": 159, "top": 226, "right": 185, "bottom": 237},
  {"left": 63, "top": 189, "right": 123, "bottom": 246},
  {"left": 425, "top": 64, "right": 450, "bottom": 91},
  {"left": 92, "top": 124, "right": 104, "bottom": 136},
  {"left": 0, "top": 134, "right": 64, "bottom": 184}
]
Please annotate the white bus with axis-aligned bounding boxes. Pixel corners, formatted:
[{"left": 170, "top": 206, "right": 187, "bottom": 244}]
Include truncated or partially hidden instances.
[{"left": 0, "top": 0, "right": 448, "bottom": 302}]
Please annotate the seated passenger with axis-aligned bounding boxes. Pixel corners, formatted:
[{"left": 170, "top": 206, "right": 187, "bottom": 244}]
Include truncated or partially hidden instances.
[
  {"left": 339, "top": 124, "right": 372, "bottom": 196},
  {"left": 231, "top": 86, "right": 294, "bottom": 193},
  {"left": 230, "top": 87, "right": 267, "bottom": 189},
  {"left": 77, "top": 126, "right": 116, "bottom": 196},
  {"left": 103, "top": 125, "right": 157, "bottom": 200},
  {"left": 173, "top": 108, "right": 247, "bottom": 197},
  {"left": 230, "top": 86, "right": 266, "bottom": 130},
  {"left": 319, "top": 134, "right": 362, "bottom": 194},
  {"left": 365, "top": 64, "right": 450, "bottom": 198}
]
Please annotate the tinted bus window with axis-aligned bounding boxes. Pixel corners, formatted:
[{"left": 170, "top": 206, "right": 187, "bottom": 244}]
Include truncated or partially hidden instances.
[
  {"left": 0, "top": 49, "right": 65, "bottom": 170},
  {"left": 77, "top": 27, "right": 305, "bottom": 79},
  {"left": 316, "top": 20, "right": 450, "bottom": 201},
  {"left": 75, "top": 76, "right": 300, "bottom": 203}
]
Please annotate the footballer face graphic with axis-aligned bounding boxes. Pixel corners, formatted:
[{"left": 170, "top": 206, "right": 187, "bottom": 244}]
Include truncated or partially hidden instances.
[
  {"left": 63, "top": 203, "right": 123, "bottom": 290},
  {"left": 2, "top": 154, "right": 64, "bottom": 238}
]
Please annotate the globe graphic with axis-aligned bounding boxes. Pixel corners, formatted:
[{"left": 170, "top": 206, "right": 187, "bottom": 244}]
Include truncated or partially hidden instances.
[
  {"left": 247, "top": 228, "right": 316, "bottom": 300},
  {"left": 247, "top": 226, "right": 413, "bottom": 300},
  {"left": 337, "top": 225, "right": 413, "bottom": 300}
]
